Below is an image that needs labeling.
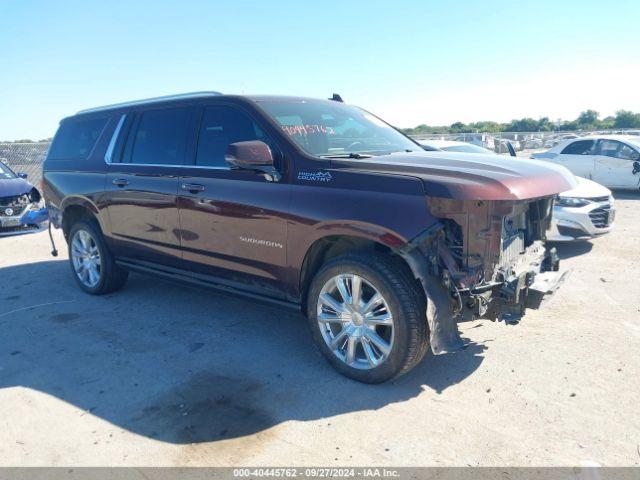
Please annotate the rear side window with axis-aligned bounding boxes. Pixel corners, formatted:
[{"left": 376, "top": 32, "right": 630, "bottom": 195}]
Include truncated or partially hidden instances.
[
  {"left": 127, "top": 107, "right": 191, "bottom": 165},
  {"left": 560, "top": 140, "right": 594, "bottom": 155},
  {"left": 48, "top": 117, "right": 108, "bottom": 160}
]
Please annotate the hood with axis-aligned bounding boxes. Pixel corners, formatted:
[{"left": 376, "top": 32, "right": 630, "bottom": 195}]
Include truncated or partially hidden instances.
[
  {"left": 560, "top": 176, "right": 611, "bottom": 199},
  {"left": 0, "top": 177, "right": 34, "bottom": 198},
  {"left": 332, "top": 151, "right": 577, "bottom": 200}
]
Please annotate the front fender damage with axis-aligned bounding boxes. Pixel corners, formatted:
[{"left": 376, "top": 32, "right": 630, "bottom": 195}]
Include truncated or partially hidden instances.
[
  {"left": 398, "top": 196, "right": 570, "bottom": 356},
  {"left": 398, "top": 224, "right": 465, "bottom": 354}
]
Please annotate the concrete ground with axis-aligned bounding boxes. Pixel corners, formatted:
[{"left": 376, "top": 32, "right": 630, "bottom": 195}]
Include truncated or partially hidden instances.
[{"left": 0, "top": 192, "right": 639, "bottom": 467}]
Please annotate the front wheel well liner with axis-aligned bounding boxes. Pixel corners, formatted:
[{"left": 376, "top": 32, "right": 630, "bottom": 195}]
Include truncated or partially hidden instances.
[{"left": 61, "top": 204, "right": 99, "bottom": 239}]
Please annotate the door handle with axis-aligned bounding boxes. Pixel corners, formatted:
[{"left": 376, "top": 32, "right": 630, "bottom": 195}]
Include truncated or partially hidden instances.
[
  {"left": 112, "top": 178, "right": 129, "bottom": 187},
  {"left": 181, "top": 183, "right": 206, "bottom": 193}
]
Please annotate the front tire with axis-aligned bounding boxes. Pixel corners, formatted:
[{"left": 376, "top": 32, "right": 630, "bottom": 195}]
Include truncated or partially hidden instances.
[
  {"left": 68, "top": 220, "right": 128, "bottom": 295},
  {"left": 307, "top": 252, "right": 429, "bottom": 383}
]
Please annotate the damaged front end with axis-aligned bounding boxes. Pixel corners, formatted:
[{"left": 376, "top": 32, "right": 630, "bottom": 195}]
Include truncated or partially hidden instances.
[
  {"left": 0, "top": 189, "right": 48, "bottom": 235},
  {"left": 401, "top": 196, "right": 569, "bottom": 354}
]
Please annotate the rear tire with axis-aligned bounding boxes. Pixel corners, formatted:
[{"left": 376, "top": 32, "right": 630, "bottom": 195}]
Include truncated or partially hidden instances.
[
  {"left": 68, "top": 220, "right": 128, "bottom": 295},
  {"left": 307, "top": 252, "right": 429, "bottom": 383}
]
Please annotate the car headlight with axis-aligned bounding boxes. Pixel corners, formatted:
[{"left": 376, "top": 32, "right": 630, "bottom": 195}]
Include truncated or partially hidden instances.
[
  {"left": 556, "top": 197, "right": 591, "bottom": 208},
  {"left": 28, "top": 191, "right": 44, "bottom": 211},
  {"left": 29, "top": 198, "right": 45, "bottom": 211}
]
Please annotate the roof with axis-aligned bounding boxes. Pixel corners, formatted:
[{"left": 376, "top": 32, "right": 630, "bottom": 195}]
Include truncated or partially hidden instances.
[
  {"left": 583, "top": 134, "right": 640, "bottom": 142},
  {"left": 75, "top": 92, "right": 339, "bottom": 116},
  {"left": 245, "top": 94, "right": 336, "bottom": 103},
  {"left": 76, "top": 91, "right": 224, "bottom": 114}
]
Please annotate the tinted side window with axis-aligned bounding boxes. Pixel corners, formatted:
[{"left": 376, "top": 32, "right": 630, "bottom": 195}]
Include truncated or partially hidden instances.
[
  {"left": 560, "top": 140, "right": 594, "bottom": 155},
  {"left": 196, "top": 105, "right": 270, "bottom": 167},
  {"left": 129, "top": 107, "right": 191, "bottom": 165},
  {"left": 48, "top": 117, "right": 108, "bottom": 160}
]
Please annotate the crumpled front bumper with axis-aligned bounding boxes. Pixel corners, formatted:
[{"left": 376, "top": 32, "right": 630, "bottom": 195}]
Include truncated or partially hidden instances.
[
  {"left": 400, "top": 227, "right": 570, "bottom": 354},
  {"left": 0, "top": 206, "right": 49, "bottom": 235},
  {"left": 493, "top": 244, "right": 570, "bottom": 323}
]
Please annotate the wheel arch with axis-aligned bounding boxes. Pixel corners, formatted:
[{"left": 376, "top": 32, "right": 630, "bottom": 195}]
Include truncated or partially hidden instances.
[
  {"left": 60, "top": 196, "right": 102, "bottom": 239},
  {"left": 298, "top": 233, "right": 418, "bottom": 310}
]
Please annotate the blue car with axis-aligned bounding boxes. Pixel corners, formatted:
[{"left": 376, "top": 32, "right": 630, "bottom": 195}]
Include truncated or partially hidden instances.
[{"left": 0, "top": 160, "right": 48, "bottom": 235}]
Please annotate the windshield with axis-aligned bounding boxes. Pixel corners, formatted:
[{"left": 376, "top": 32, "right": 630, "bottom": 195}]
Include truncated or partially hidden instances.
[
  {"left": 258, "top": 100, "right": 419, "bottom": 157},
  {"left": 0, "top": 161, "right": 17, "bottom": 179},
  {"left": 442, "top": 144, "right": 491, "bottom": 154}
]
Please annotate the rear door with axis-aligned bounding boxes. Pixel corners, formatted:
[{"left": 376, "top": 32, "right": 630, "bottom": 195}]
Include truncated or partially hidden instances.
[
  {"left": 177, "top": 103, "right": 291, "bottom": 298},
  {"left": 592, "top": 139, "right": 640, "bottom": 189},
  {"left": 556, "top": 139, "right": 596, "bottom": 178},
  {"left": 104, "top": 105, "right": 197, "bottom": 267}
]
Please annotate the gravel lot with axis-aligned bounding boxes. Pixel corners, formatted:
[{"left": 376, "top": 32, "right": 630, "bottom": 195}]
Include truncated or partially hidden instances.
[{"left": 0, "top": 191, "right": 639, "bottom": 467}]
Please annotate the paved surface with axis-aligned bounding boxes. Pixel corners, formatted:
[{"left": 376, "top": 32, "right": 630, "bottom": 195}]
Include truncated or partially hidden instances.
[{"left": 1, "top": 192, "right": 639, "bottom": 466}]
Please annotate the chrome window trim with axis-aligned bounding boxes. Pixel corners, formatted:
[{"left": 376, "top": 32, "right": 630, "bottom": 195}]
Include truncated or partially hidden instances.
[
  {"left": 104, "top": 114, "right": 127, "bottom": 165},
  {"left": 113, "top": 162, "right": 230, "bottom": 170}
]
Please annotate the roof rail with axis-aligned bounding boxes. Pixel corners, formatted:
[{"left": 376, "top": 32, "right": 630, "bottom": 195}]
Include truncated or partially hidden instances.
[{"left": 76, "top": 91, "right": 223, "bottom": 114}]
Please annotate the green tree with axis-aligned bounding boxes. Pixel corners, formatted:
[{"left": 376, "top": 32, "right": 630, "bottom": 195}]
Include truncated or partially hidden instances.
[
  {"left": 449, "top": 121, "right": 472, "bottom": 133},
  {"left": 401, "top": 108, "right": 640, "bottom": 135},
  {"left": 614, "top": 110, "right": 640, "bottom": 128},
  {"left": 470, "top": 121, "right": 503, "bottom": 132},
  {"left": 577, "top": 110, "right": 599, "bottom": 127},
  {"left": 504, "top": 118, "right": 539, "bottom": 132},
  {"left": 537, "top": 117, "right": 553, "bottom": 131}
]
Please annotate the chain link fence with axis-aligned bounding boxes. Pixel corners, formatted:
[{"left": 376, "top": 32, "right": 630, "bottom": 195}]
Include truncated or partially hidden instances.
[
  {"left": 409, "top": 129, "right": 640, "bottom": 156},
  {"left": 0, "top": 142, "right": 50, "bottom": 186}
]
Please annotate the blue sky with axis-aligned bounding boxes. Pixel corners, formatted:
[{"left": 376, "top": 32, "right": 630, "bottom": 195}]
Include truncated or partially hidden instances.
[{"left": 1, "top": 0, "right": 639, "bottom": 139}]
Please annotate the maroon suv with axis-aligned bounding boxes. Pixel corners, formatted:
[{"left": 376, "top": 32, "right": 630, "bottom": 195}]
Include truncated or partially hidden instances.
[{"left": 43, "top": 92, "right": 575, "bottom": 383}]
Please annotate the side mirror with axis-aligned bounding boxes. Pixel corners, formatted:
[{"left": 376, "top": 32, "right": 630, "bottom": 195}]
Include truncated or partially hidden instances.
[
  {"left": 18, "top": 172, "right": 28, "bottom": 179},
  {"left": 225, "top": 141, "right": 281, "bottom": 182},
  {"left": 633, "top": 161, "right": 640, "bottom": 175}
]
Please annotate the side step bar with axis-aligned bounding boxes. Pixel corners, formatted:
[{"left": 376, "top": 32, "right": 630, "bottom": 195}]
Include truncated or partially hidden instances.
[{"left": 115, "top": 259, "right": 301, "bottom": 313}]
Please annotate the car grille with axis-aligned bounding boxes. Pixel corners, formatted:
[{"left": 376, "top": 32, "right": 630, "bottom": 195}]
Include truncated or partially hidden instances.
[
  {"left": 0, "top": 195, "right": 30, "bottom": 217},
  {"left": 0, "top": 206, "right": 28, "bottom": 217},
  {"left": 589, "top": 205, "right": 612, "bottom": 228}
]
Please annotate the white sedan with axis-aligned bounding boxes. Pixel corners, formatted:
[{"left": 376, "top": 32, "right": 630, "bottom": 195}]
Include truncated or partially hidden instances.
[
  {"left": 547, "top": 176, "right": 614, "bottom": 241},
  {"left": 532, "top": 135, "right": 640, "bottom": 190},
  {"left": 420, "top": 139, "right": 614, "bottom": 241}
]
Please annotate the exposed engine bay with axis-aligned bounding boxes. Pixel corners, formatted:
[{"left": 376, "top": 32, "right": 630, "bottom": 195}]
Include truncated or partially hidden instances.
[{"left": 400, "top": 196, "right": 569, "bottom": 354}]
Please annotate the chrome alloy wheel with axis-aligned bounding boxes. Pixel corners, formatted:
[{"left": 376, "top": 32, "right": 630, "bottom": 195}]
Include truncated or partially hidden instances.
[
  {"left": 71, "top": 229, "right": 102, "bottom": 288},
  {"left": 317, "top": 274, "right": 394, "bottom": 369}
]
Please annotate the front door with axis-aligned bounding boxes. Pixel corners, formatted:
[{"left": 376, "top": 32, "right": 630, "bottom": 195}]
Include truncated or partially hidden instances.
[
  {"left": 105, "top": 105, "right": 196, "bottom": 267},
  {"left": 592, "top": 139, "right": 640, "bottom": 189},
  {"left": 177, "top": 104, "right": 291, "bottom": 298}
]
